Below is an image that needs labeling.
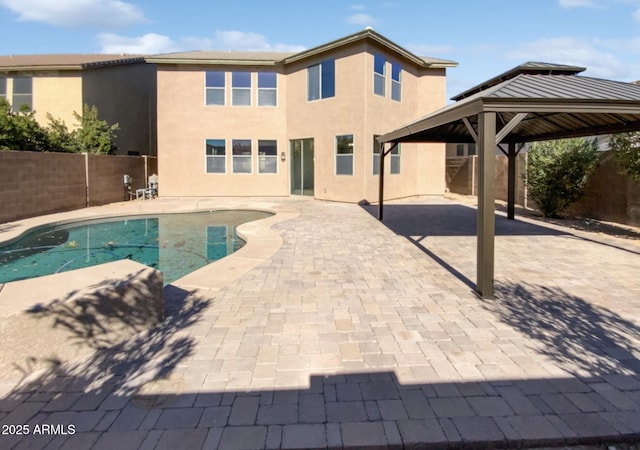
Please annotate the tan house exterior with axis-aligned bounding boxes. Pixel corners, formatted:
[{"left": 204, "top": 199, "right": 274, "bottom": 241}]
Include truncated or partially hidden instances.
[
  {"left": 148, "top": 29, "right": 456, "bottom": 202},
  {"left": 0, "top": 54, "right": 156, "bottom": 155}
]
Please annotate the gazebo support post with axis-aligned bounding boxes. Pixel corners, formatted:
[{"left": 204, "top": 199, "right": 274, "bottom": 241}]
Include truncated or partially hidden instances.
[
  {"left": 477, "top": 112, "right": 496, "bottom": 298},
  {"left": 507, "top": 142, "right": 517, "bottom": 220},
  {"left": 377, "top": 142, "right": 397, "bottom": 221}
]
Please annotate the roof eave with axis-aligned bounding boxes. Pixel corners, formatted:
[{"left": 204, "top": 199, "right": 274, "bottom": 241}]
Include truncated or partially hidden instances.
[
  {"left": 282, "top": 29, "right": 456, "bottom": 69},
  {"left": 145, "top": 57, "right": 281, "bottom": 66}
]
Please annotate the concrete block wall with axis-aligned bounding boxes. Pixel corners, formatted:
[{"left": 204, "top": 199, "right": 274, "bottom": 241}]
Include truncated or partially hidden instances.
[
  {"left": 446, "top": 151, "right": 640, "bottom": 226},
  {"left": 0, "top": 150, "right": 157, "bottom": 223}
]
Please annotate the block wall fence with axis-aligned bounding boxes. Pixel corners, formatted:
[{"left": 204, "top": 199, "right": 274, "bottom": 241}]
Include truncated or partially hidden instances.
[
  {"left": 446, "top": 151, "right": 640, "bottom": 226},
  {"left": 0, "top": 150, "right": 157, "bottom": 223}
]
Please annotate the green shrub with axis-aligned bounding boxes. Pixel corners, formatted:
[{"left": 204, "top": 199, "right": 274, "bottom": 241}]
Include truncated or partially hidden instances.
[
  {"left": 525, "top": 138, "right": 599, "bottom": 218},
  {"left": 609, "top": 132, "right": 640, "bottom": 183}
]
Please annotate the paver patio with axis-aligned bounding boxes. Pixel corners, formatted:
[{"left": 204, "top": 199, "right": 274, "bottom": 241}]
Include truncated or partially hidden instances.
[{"left": 1, "top": 196, "right": 639, "bottom": 449}]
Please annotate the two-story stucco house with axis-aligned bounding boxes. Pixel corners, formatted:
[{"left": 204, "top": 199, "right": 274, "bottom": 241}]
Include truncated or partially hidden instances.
[
  {"left": 147, "top": 29, "right": 456, "bottom": 202},
  {"left": 0, "top": 54, "right": 156, "bottom": 155}
]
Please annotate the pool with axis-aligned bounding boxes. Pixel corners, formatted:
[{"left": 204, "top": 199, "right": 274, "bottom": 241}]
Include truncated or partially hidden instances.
[{"left": 0, "top": 210, "right": 272, "bottom": 285}]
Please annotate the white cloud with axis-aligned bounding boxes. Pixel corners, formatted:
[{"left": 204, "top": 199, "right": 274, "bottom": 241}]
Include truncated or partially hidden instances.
[
  {"left": 508, "top": 37, "right": 632, "bottom": 79},
  {"left": 0, "top": 0, "right": 146, "bottom": 28},
  {"left": 97, "top": 30, "right": 306, "bottom": 54},
  {"left": 98, "top": 33, "right": 178, "bottom": 54},
  {"left": 347, "top": 13, "right": 377, "bottom": 26},
  {"left": 211, "top": 30, "right": 305, "bottom": 52}
]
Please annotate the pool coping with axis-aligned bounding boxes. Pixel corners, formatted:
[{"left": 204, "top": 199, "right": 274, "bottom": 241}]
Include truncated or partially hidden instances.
[{"left": 0, "top": 197, "right": 301, "bottom": 304}]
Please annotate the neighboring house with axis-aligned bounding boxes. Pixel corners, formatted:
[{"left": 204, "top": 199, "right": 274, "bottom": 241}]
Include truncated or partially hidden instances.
[
  {"left": 147, "top": 29, "right": 457, "bottom": 202},
  {"left": 0, "top": 54, "right": 156, "bottom": 155}
]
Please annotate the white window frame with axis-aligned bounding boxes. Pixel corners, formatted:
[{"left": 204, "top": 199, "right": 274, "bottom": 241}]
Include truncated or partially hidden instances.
[
  {"left": 258, "top": 140, "right": 278, "bottom": 174},
  {"left": 12, "top": 76, "right": 32, "bottom": 112},
  {"left": 374, "top": 54, "right": 386, "bottom": 97},
  {"left": 257, "top": 72, "right": 277, "bottom": 107},
  {"left": 391, "top": 62, "right": 402, "bottom": 102},
  {"left": 335, "top": 134, "right": 354, "bottom": 176},
  {"left": 232, "top": 139, "right": 252, "bottom": 173},
  {"left": 205, "top": 71, "right": 225, "bottom": 106},
  {"left": 205, "top": 139, "right": 226, "bottom": 174},
  {"left": 232, "top": 72, "right": 251, "bottom": 106},
  {"left": 390, "top": 144, "right": 401, "bottom": 175}
]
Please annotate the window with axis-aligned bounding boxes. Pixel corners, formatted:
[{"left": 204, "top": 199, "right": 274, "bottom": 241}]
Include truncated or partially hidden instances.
[
  {"left": 258, "top": 72, "right": 277, "bottom": 106},
  {"left": 232, "top": 139, "right": 252, "bottom": 173},
  {"left": 373, "top": 135, "right": 381, "bottom": 175},
  {"left": 307, "top": 59, "right": 335, "bottom": 101},
  {"left": 468, "top": 143, "right": 476, "bottom": 156},
  {"left": 456, "top": 144, "right": 465, "bottom": 156},
  {"left": 374, "top": 54, "right": 385, "bottom": 96},
  {"left": 206, "top": 139, "right": 226, "bottom": 173},
  {"left": 232, "top": 72, "right": 251, "bottom": 106},
  {"left": 336, "top": 134, "right": 354, "bottom": 175},
  {"left": 391, "top": 62, "right": 402, "bottom": 102},
  {"left": 205, "top": 71, "right": 225, "bottom": 106},
  {"left": 0, "top": 77, "right": 6, "bottom": 100},
  {"left": 258, "top": 140, "right": 277, "bottom": 174},
  {"left": 12, "top": 77, "right": 32, "bottom": 112},
  {"left": 390, "top": 144, "right": 401, "bottom": 174}
]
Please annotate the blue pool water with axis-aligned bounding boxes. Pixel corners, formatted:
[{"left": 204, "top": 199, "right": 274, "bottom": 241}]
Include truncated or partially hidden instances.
[{"left": 0, "top": 210, "right": 272, "bottom": 285}]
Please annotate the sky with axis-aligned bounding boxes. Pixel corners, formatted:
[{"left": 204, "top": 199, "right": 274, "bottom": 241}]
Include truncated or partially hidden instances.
[{"left": 2, "top": 0, "right": 640, "bottom": 100}]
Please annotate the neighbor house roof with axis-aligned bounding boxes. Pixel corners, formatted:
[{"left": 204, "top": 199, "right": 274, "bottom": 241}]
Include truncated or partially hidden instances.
[
  {"left": 379, "top": 63, "right": 640, "bottom": 145},
  {"left": 0, "top": 54, "right": 145, "bottom": 71},
  {"left": 146, "top": 28, "right": 457, "bottom": 69}
]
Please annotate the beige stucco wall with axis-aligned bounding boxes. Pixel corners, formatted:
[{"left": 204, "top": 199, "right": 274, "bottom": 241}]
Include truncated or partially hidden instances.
[
  {"left": 32, "top": 73, "right": 83, "bottom": 126},
  {"left": 157, "top": 65, "right": 289, "bottom": 197},
  {"left": 2, "top": 63, "right": 155, "bottom": 156},
  {"left": 83, "top": 63, "right": 156, "bottom": 156},
  {"left": 156, "top": 40, "right": 449, "bottom": 202}
]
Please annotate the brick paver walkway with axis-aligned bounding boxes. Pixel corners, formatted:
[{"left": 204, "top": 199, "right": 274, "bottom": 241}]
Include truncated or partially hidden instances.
[{"left": 1, "top": 197, "right": 639, "bottom": 449}]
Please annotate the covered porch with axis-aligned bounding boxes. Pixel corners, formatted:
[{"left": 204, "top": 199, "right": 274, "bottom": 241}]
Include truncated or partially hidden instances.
[{"left": 377, "top": 62, "right": 640, "bottom": 297}]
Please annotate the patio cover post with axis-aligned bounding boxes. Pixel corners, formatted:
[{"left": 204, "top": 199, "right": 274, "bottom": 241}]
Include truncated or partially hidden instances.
[
  {"left": 377, "top": 142, "right": 398, "bottom": 221},
  {"left": 378, "top": 141, "right": 386, "bottom": 220},
  {"left": 477, "top": 112, "right": 496, "bottom": 298},
  {"left": 507, "top": 142, "right": 517, "bottom": 220}
]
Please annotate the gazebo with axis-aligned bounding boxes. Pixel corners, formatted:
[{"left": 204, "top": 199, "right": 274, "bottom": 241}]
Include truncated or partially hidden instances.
[{"left": 377, "top": 62, "right": 640, "bottom": 298}]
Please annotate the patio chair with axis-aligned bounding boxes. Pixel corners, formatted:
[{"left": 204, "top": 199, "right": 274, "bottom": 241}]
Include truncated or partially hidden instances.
[{"left": 136, "top": 174, "right": 159, "bottom": 200}]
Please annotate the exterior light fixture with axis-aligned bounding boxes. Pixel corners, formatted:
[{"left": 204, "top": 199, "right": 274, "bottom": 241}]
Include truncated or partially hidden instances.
[{"left": 280, "top": 152, "right": 286, "bottom": 162}]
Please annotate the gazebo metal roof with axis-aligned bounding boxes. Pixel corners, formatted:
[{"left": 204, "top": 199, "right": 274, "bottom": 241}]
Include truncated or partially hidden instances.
[{"left": 376, "top": 62, "right": 640, "bottom": 298}]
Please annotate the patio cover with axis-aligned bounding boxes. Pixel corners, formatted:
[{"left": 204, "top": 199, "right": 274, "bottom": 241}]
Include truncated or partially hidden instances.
[{"left": 377, "top": 62, "right": 640, "bottom": 298}]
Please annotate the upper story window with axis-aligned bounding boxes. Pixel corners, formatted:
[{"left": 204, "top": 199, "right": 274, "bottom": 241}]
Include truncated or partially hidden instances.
[
  {"left": 258, "top": 72, "right": 277, "bottom": 106},
  {"left": 307, "top": 59, "right": 335, "bottom": 101},
  {"left": 205, "top": 71, "right": 225, "bottom": 106},
  {"left": 391, "top": 62, "right": 402, "bottom": 102},
  {"left": 0, "top": 76, "right": 6, "bottom": 100},
  {"left": 374, "top": 54, "right": 386, "bottom": 97},
  {"left": 468, "top": 143, "right": 476, "bottom": 156},
  {"left": 232, "top": 139, "right": 252, "bottom": 173},
  {"left": 12, "top": 77, "right": 32, "bottom": 112},
  {"left": 232, "top": 72, "right": 251, "bottom": 106},
  {"left": 206, "top": 139, "right": 226, "bottom": 173},
  {"left": 336, "top": 134, "right": 354, "bottom": 175},
  {"left": 456, "top": 144, "right": 465, "bottom": 156}
]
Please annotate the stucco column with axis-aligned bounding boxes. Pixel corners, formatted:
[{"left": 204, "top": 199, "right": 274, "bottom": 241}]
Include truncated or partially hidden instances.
[{"left": 477, "top": 112, "right": 496, "bottom": 298}]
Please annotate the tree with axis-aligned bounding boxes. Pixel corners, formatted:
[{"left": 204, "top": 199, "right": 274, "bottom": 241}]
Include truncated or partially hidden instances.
[
  {"left": 0, "top": 98, "right": 51, "bottom": 151},
  {"left": 525, "top": 138, "right": 599, "bottom": 218},
  {"left": 609, "top": 132, "right": 640, "bottom": 183},
  {"left": 72, "top": 105, "right": 119, "bottom": 155}
]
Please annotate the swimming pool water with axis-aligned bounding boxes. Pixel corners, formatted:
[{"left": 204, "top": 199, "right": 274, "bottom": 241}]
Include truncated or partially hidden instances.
[{"left": 0, "top": 210, "right": 272, "bottom": 285}]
